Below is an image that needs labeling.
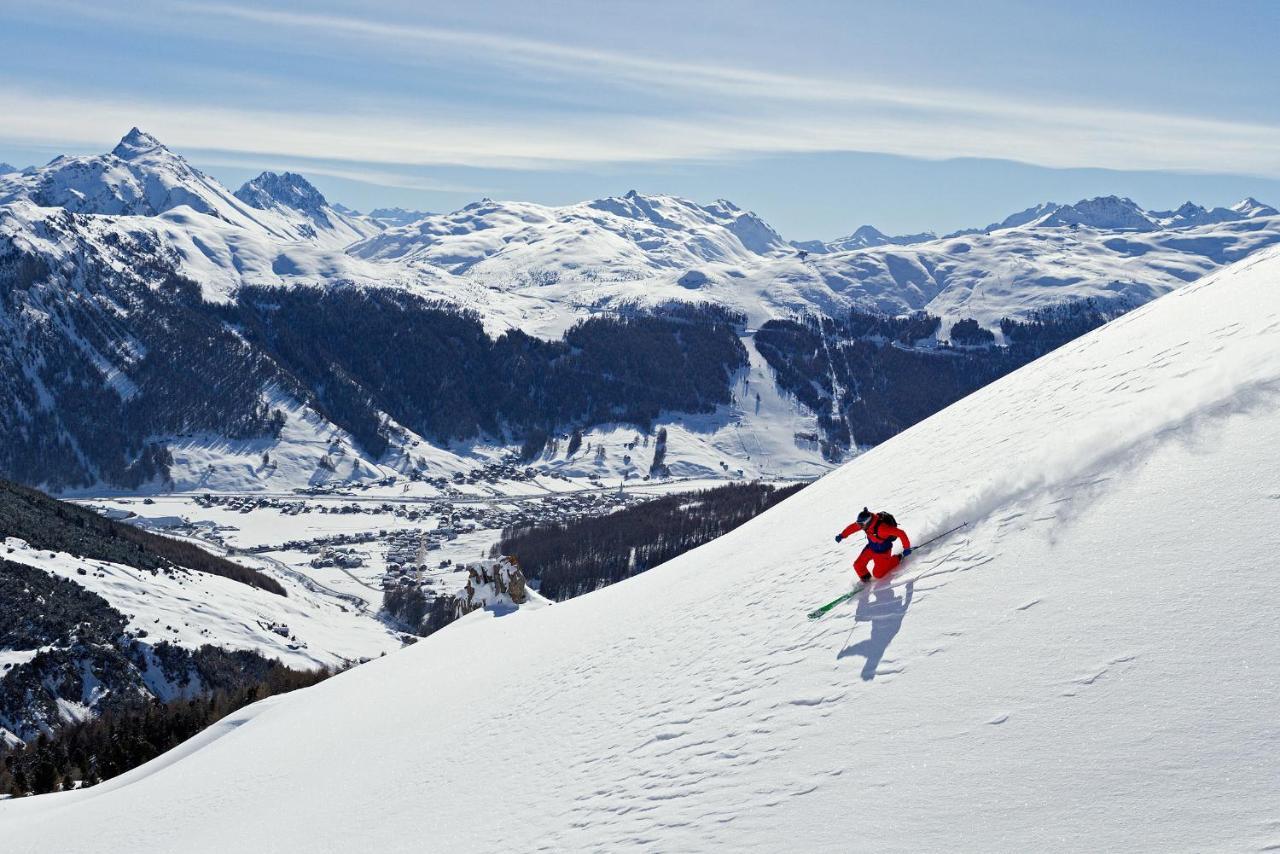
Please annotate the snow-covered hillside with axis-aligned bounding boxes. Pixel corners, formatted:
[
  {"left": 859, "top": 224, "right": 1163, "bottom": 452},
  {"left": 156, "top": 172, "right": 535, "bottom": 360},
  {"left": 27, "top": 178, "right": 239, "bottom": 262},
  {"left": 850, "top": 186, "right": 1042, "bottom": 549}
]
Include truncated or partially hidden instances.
[
  {"left": 5, "top": 232, "right": 1278, "bottom": 850},
  {"left": 801, "top": 206, "right": 1280, "bottom": 329},
  {"left": 349, "top": 190, "right": 790, "bottom": 277},
  {"left": 1, "top": 535, "right": 400, "bottom": 677}
]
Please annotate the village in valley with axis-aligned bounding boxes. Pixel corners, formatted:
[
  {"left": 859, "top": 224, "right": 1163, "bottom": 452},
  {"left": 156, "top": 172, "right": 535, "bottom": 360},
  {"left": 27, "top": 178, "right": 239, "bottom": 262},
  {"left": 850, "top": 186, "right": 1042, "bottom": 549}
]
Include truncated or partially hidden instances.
[{"left": 78, "top": 456, "right": 749, "bottom": 641}]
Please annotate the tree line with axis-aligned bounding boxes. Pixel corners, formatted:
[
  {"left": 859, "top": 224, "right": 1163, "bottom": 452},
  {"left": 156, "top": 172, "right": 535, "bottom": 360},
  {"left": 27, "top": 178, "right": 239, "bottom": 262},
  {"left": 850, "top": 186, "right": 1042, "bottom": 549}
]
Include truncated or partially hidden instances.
[
  {"left": 0, "top": 655, "right": 332, "bottom": 797},
  {"left": 496, "top": 481, "right": 805, "bottom": 601},
  {"left": 754, "top": 299, "right": 1128, "bottom": 458},
  {"left": 0, "top": 479, "right": 282, "bottom": 595},
  {"left": 230, "top": 288, "right": 748, "bottom": 458}
]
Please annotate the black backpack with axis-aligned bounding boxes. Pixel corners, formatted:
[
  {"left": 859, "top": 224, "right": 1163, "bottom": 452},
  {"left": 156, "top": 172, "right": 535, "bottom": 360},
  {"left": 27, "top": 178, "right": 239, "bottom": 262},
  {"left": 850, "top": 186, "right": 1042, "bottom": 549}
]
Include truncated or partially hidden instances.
[{"left": 876, "top": 511, "right": 898, "bottom": 528}]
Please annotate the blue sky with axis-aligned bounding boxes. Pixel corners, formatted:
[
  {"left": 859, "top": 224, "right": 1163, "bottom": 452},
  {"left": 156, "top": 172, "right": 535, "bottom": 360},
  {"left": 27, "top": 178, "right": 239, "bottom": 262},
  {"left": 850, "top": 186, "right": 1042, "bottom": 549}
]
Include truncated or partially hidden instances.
[{"left": 2, "top": 0, "right": 1279, "bottom": 238}]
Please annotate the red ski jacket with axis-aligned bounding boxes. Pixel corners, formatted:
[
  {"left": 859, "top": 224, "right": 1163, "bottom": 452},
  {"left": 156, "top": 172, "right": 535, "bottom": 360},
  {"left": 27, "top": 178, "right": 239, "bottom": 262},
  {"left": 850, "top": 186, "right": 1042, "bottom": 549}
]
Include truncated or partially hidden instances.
[{"left": 840, "top": 513, "right": 911, "bottom": 553}]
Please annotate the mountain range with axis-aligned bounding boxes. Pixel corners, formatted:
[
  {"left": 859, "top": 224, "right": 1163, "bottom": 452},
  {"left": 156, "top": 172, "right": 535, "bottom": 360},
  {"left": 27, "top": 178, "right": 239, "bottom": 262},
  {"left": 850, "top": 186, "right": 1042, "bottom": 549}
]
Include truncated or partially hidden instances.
[{"left": 3, "top": 129, "right": 1280, "bottom": 491}]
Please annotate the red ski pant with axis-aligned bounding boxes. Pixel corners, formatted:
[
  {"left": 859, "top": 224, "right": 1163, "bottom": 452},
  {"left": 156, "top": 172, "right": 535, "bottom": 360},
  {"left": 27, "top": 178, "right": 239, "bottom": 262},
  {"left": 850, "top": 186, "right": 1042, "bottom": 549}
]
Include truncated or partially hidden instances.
[{"left": 854, "top": 547, "right": 900, "bottom": 580}]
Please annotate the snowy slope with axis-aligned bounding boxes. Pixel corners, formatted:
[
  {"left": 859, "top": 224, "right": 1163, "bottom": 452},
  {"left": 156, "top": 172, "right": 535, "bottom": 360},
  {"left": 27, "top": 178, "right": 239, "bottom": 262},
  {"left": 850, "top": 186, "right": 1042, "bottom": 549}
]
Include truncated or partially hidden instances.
[{"left": 4, "top": 239, "right": 1278, "bottom": 850}]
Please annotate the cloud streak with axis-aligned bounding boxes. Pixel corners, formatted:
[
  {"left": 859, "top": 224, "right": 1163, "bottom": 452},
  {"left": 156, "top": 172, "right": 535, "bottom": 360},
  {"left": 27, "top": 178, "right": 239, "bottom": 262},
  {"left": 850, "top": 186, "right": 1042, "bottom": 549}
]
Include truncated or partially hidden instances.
[
  {"left": 4, "top": 81, "right": 1280, "bottom": 182},
  {"left": 3, "top": 2, "right": 1280, "bottom": 183}
]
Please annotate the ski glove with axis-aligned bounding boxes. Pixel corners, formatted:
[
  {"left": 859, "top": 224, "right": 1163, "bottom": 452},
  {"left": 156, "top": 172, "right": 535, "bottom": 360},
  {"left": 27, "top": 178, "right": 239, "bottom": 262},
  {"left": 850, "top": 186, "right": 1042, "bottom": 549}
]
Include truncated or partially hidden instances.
[
  {"left": 834, "top": 534, "right": 844, "bottom": 543},
  {"left": 901, "top": 548, "right": 913, "bottom": 557}
]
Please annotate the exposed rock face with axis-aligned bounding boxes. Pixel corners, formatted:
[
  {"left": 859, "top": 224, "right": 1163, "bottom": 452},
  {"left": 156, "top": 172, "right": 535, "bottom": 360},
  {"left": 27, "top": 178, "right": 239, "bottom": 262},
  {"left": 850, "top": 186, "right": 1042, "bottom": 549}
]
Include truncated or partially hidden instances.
[
  {"left": 457, "top": 557, "right": 527, "bottom": 617},
  {"left": 235, "top": 171, "right": 333, "bottom": 226}
]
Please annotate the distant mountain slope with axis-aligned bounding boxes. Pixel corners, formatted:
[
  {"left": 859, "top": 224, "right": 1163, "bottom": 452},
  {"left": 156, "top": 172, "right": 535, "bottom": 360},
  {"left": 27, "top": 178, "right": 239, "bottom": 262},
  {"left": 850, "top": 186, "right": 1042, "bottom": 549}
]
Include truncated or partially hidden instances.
[
  {"left": 798, "top": 207, "right": 1280, "bottom": 328},
  {"left": 6, "top": 232, "right": 1277, "bottom": 854},
  {"left": 349, "top": 191, "right": 790, "bottom": 277},
  {"left": 0, "top": 481, "right": 395, "bottom": 742},
  {"left": 0, "top": 480, "right": 280, "bottom": 594},
  {"left": 366, "top": 206, "right": 432, "bottom": 227},
  {"left": 792, "top": 224, "right": 937, "bottom": 254}
]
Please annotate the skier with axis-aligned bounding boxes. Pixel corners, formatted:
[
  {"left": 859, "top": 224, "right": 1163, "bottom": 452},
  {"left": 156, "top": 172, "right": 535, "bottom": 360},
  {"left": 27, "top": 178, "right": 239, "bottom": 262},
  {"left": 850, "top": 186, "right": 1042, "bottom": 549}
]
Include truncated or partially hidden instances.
[{"left": 835, "top": 507, "right": 912, "bottom": 583}]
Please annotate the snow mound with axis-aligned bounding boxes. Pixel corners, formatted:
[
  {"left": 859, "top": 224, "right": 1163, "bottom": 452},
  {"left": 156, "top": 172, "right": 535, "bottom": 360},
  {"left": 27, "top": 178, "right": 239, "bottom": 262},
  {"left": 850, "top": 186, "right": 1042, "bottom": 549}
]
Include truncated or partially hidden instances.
[{"left": 5, "top": 237, "right": 1280, "bottom": 848}]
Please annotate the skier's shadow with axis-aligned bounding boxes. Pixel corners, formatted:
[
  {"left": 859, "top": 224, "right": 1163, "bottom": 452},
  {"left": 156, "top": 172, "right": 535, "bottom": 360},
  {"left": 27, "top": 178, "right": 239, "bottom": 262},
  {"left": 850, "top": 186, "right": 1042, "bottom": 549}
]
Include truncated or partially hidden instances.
[{"left": 838, "top": 581, "right": 915, "bottom": 681}]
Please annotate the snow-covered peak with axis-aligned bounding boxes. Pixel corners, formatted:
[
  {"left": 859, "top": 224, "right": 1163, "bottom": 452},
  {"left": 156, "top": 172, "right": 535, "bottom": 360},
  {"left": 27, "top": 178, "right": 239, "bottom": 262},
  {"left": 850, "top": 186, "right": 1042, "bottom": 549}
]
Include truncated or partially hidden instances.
[
  {"left": 110, "top": 127, "right": 168, "bottom": 160},
  {"left": 829, "top": 224, "right": 937, "bottom": 252},
  {"left": 584, "top": 191, "right": 787, "bottom": 255},
  {"left": 367, "top": 206, "right": 432, "bottom": 227},
  {"left": 1147, "top": 200, "right": 1241, "bottom": 229},
  {"left": 0, "top": 162, "right": 17, "bottom": 175},
  {"left": 0, "top": 133, "right": 380, "bottom": 248},
  {"left": 1036, "top": 195, "right": 1157, "bottom": 230},
  {"left": 818, "top": 194, "right": 1277, "bottom": 249},
  {"left": 983, "top": 201, "right": 1061, "bottom": 232},
  {"left": 235, "top": 171, "right": 330, "bottom": 217},
  {"left": 1230, "top": 196, "right": 1279, "bottom": 218},
  {"left": 229, "top": 170, "right": 382, "bottom": 244},
  {"left": 0, "top": 128, "right": 232, "bottom": 220}
]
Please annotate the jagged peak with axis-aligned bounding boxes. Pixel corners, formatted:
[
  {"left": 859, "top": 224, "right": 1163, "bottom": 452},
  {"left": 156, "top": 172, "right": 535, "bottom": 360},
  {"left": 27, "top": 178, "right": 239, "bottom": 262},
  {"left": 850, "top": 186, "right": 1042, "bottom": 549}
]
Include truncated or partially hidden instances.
[
  {"left": 1068, "top": 194, "right": 1142, "bottom": 209},
  {"left": 234, "top": 171, "right": 329, "bottom": 213},
  {"left": 849, "top": 224, "right": 887, "bottom": 238},
  {"left": 1231, "top": 196, "right": 1278, "bottom": 217},
  {"left": 111, "top": 127, "right": 168, "bottom": 160}
]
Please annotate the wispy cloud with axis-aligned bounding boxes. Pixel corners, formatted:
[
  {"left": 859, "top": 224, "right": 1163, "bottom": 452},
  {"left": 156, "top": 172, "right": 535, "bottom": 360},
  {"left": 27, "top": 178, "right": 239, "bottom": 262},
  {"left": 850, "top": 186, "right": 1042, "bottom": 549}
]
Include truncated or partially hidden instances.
[
  {"left": 4, "top": 80, "right": 1280, "bottom": 181},
  {"left": 3, "top": 2, "right": 1280, "bottom": 185},
  {"left": 188, "top": 152, "right": 486, "bottom": 194}
]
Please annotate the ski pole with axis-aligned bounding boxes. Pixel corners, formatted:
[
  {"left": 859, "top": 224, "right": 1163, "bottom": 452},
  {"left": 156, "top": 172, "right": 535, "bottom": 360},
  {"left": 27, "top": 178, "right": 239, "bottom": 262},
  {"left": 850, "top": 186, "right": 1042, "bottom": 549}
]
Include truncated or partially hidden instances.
[{"left": 911, "top": 522, "right": 968, "bottom": 552}]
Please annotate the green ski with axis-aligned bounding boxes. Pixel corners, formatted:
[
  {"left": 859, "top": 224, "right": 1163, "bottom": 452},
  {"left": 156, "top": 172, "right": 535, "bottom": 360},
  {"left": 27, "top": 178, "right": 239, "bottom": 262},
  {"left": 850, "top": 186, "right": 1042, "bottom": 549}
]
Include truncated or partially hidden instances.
[
  {"left": 809, "top": 521, "right": 968, "bottom": 620},
  {"left": 807, "top": 583, "right": 865, "bottom": 619}
]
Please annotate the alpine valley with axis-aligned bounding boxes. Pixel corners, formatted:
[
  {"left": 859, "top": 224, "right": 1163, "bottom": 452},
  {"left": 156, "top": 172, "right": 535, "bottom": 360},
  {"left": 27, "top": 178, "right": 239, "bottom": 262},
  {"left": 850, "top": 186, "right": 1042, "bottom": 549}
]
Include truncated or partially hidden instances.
[{"left": 3, "top": 128, "right": 1280, "bottom": 768}]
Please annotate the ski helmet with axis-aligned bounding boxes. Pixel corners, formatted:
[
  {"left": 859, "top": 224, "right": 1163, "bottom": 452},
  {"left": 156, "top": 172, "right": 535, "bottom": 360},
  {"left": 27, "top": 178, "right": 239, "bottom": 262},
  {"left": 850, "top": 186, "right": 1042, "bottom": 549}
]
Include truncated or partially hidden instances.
[{"left": 856, "top": 507, "right": 872, "bottom": 526}]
